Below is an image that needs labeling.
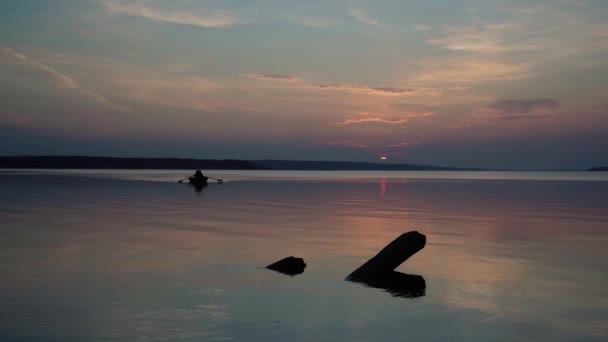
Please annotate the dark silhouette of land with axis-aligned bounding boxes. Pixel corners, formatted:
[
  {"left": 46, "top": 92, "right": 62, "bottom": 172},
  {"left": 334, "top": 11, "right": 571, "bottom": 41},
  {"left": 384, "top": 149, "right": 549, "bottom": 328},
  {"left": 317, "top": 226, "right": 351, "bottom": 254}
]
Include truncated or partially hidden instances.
[
  {"left": 256, "top": 159, "right": 482, "bottom": 171},
  {"left": 0, "top": 156, "right": 480, "bottom": 171},
  {"left": 588, "top": 167, "right": 608, "bottom": 171},
  {"left": 346, "top": 231, "right": 427, "bottom": 298},
  {"left": 0, "top": 156, "right": 269, "bottom": 170}
]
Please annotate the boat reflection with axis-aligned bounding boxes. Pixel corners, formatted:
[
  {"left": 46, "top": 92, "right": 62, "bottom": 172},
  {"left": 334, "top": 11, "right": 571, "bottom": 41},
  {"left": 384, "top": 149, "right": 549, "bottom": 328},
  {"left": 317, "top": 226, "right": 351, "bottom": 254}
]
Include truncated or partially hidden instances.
[{"left": 193, "top": 183, "right": 208, "bottom": 193}]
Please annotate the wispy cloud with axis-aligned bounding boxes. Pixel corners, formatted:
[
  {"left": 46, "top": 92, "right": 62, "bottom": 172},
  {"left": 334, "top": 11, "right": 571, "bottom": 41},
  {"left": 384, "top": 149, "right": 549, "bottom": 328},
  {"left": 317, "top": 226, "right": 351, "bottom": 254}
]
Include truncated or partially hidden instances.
[
  {"left": 313, "top": 140, "right": 368, "bottom": 148},
  {"left": 19, "top": 48, "right": 226, "bottom": 113},
  {"left": 467, "top": 99, "right": 559, "bottom": 124},
  {"left": 101, "top": 0, "right": 242, "bottom": 28},
  {"left": 281, "top": 14, "right": 333, "bottom": 28},
  {"left": 591, "top": 103, "right": 608, "bottom": 114},
  {"left": 314, "top": 83, "right": 416, "bottom": 96},
  {"left": 428, "top": 23, "right": 536, "bottom": 53},
  {"left": 244, "top": 72, "right": 422, "bottom": 97},
  {"left": 429, "top": 13, "right": 608, "bottom": 72},
  {"left": 1, "top": 45, "right": 78, "bottom": 89},
  {"left": 487, "top": 99, "right": 559, "bottom": 115},
  {"left": 241, "top": 73, "right": 301, "bottom": 82},
  {"left": 0, "top": 44, "right": 130, "bottom": 111},
  {"left": 414, "top": 25, "right": 432, "bottom": 31},
  {"left": 112, "top": 74, "right": 221, "bottom": 112},
  {"left": 332, "top": 111, "right": 434, "bottom": 125},
  {"left": 587, "top": 24, "right": 608, "bottom": 51},
  {"left": 413, "top": 58, "right": 531, "bottom": 85},
  {"left": 389, "top": 140, "right": 421, "bottom": 148},
  {"left": 349, "top": 9, "right": 380, "bottom": 27},
  {"left": 337, "top": 117, "right": 410, "bottom": 125}
]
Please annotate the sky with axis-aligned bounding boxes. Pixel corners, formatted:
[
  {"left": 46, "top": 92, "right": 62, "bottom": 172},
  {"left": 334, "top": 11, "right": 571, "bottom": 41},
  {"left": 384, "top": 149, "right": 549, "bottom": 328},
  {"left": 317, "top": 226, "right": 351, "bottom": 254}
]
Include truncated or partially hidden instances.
[{"left": 1, "top": 0, "right": 607, "bottom": 169}]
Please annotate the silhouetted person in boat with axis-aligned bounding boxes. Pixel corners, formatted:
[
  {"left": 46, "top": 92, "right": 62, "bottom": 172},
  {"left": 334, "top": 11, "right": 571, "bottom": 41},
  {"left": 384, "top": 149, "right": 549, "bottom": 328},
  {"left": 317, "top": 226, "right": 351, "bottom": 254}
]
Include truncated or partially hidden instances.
[
  {"left": 193, "top": 170, "right": 205, "bottom": 181},
  {"left": 188, "top": 170, "right": 209, "bottom": 185}
]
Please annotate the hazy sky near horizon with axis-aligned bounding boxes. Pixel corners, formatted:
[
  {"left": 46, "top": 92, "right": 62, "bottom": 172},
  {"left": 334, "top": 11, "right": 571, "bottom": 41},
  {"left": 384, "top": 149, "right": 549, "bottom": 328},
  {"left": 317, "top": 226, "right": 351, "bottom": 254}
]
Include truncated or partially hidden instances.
[{"left": 1, "top": 0, "right": 607, "bottom": 169}]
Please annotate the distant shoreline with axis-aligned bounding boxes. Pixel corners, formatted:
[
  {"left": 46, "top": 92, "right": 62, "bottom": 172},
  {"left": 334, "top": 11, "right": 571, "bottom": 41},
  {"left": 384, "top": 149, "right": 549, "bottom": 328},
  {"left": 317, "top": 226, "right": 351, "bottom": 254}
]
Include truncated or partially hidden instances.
[
  {"left": 0, "top": 155, "right": 482, "bottom": 171},
  {"left": 0, "top": 156, "right": 600, "bottom": 171},
  {"left": 0, "top": 156, "right": 268, "bottom": 170}
]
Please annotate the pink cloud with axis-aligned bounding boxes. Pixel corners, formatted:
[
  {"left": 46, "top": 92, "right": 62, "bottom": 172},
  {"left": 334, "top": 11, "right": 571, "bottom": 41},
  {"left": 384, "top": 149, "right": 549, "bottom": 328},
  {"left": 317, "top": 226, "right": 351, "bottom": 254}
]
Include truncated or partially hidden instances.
[
  {"left": 389, "top": 139, "right": 423, "bottom": 148},
  {"left": 332, "top": 111, "right": 434, "bottom": 125},
  {"left": 102, "top": 0, "right": 242, "bottom": 28},
  {"left": 414, "top": 25, "right": 432, "bottom": 31},
  {"left": 243, "top": 73, "right": 430, "bottom": 98},
  {"left": 242, "top": 73, "right": 301, "bottom": 82},
  {"left": 313, "top": 140, "right": 368, "bottom": 148},
  {"left": 413, "top": 59, "right": 531, "bottom": 85},
  {"left": 314, "top": 83, "right": 417, "bottom": 96},
  {"left": 462, "top": 99, "right": 559, "bottom": 126},
  {"left": 591, "top": 103, "right": 608, "bottom": 114},
  {"left": 487, "top": 99, "right": 558, "bottom": 117}
]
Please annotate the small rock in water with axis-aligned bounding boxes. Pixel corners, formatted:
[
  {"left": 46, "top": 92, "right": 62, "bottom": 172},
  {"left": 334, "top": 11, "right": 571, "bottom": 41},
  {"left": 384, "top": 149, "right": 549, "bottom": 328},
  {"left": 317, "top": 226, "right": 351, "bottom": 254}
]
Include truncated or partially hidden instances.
[{"left": 265, "top": 256, "right": 306, "bottom": 276}]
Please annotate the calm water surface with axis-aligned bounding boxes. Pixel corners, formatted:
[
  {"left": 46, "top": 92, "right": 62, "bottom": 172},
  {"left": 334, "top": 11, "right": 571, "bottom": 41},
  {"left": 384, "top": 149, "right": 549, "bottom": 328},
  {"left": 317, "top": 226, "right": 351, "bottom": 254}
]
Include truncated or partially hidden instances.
[{"left": 1, "top": 170, "right": 607, "bottom": 341}]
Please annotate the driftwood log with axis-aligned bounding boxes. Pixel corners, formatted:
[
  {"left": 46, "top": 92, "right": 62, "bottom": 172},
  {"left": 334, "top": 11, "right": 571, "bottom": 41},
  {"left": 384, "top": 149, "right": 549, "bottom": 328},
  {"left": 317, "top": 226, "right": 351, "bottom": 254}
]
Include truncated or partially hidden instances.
[
  {"left": 347, "top": 231, "right": 426, "bottom": 297},
  {"left": 348, "top": 231, "right": 426, "bottom": 278}
]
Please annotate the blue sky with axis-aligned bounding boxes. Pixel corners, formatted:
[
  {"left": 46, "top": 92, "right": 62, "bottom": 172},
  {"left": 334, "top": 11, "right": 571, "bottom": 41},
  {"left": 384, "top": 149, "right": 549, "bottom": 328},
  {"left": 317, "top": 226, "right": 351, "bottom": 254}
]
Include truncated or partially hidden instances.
[{"left": 1, "top": 0, "right": 607, "bottom": 168}]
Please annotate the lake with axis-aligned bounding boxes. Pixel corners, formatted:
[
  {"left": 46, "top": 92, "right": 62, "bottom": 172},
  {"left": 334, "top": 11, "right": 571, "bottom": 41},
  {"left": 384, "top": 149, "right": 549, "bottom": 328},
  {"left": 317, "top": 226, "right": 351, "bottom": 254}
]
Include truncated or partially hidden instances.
[{"left": 1, "top": 170, "right": 607, "bottom": 341}]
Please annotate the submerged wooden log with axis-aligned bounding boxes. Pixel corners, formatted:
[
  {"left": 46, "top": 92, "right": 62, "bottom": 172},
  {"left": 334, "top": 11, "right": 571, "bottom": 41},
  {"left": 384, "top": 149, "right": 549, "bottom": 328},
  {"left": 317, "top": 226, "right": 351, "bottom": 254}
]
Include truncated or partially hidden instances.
[
  {"left": 266, "top": 256, "right": 306, "bottom": 276},
  {"left": 348, "top": 231, "right": 426, "bottom": 279}
]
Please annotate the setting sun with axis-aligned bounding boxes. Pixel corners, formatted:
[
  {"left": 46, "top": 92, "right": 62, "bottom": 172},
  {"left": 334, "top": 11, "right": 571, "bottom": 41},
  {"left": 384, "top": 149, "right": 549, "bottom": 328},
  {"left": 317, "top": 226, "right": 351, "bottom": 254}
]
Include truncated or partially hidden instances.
[{"left": 380, "top": 156, "right": 387, "bottom": 160}]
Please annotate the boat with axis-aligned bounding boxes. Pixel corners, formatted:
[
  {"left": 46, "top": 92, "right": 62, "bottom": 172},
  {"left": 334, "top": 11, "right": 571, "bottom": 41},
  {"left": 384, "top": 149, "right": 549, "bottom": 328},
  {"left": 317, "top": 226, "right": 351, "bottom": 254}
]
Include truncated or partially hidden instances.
[{"left": 188, "top": 176, "right": 208, "bottom": 186}]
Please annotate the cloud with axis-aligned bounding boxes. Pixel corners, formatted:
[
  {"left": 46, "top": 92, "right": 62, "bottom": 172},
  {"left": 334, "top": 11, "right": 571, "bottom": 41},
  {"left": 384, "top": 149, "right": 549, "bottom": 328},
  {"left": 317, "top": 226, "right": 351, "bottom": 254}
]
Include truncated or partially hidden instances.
[
  {"left": 465, "top": 99, "right": 559, "bottom": 124},
  {"left": 336, "top": 117, "right": 409, "bottom": 125},
  {"left": 332, "top": 111, "right": 434, "bottom": 125},
  {"left": 428, "top": 13, "right": 608, "bottom": 72},
  {"left": 82, "top": 90, "right": 131, "bottom": 111},
  {"left": 112, "top": 74, "right": 221, "bottom": 112},
  {"left": 591, "top": 103, "right": 608, "bottom": 114},
  {"left": 281, "top": 14, "right": 333, "bottom": 28},
  {"left": 313, "top": 140, "right": 368, "bottom": 148},
  {"left": 245, "top": 74, "right": 418, "bottom": 96},
  {"left": 413, "top": 58, "right": 531, "bottom": 85},
  {"left": 428, "top": 23, "right": 535, "bottom": 53},
  {"left": 314, "top": 83, "right": 417, "bottom": 96},
  {"left": 588, "top": 24, "right": 608, "bottom": 51},
  {"left": 487, "top": 99, "right": 559, "bottom": 115},
  {"left": 349, "top": 9, "right": 380, "bottom": 27},
  {"left": 241, "top": 73, "right": 301, "bottom": 82},
  {"left": 243, "top": 73, "right": 424, "bottom": 97},
  {"left": 18, "top": 48, "right": 226, "bottom": 113},
  {"left": 1, "top": 45, "right": 78, "bottom": 89},
  {"left": 414, "top": 25, "right": 432, "bottom": 31},
  {"left": 101, "top": 0, "right": 242, "bottom": 28},
  {"left": 389, "top": 140, "right": 421, "bottom": 148},
  {"left": 0, "top": 44, "right": 130, "bottom": 112}
]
